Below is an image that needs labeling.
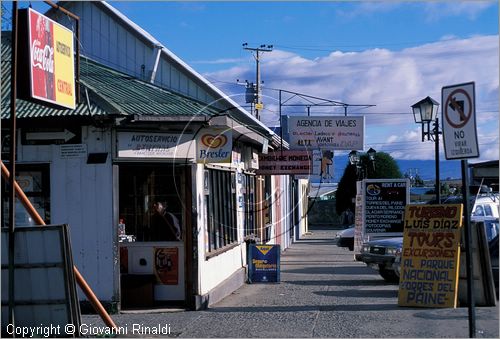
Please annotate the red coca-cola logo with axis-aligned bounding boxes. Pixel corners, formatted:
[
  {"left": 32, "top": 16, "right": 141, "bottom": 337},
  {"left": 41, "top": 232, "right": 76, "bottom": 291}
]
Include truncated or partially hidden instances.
[{"left": 31, "top": 39, "right": 54, "bottom": 74}]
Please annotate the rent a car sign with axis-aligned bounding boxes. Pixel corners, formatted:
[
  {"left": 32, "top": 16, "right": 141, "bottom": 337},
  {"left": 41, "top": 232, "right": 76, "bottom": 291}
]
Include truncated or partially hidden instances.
[{"left": 398, "top": 204, "right": 463, "bottom": 308}]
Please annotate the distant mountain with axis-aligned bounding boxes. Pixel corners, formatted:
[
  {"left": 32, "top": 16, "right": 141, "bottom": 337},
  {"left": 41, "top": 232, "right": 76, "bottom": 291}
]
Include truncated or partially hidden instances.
[{"left": 331, "top": 157, "right": 463, "bottom": 182}]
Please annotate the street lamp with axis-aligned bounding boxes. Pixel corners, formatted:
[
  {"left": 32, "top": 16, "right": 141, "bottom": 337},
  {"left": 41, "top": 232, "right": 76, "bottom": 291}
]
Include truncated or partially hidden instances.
[
  {"left": 412, "top": 96, "right": 441, "bottom": 203},
  {"left": 349, "top": 149, "right": 376, "bottom": 180}
]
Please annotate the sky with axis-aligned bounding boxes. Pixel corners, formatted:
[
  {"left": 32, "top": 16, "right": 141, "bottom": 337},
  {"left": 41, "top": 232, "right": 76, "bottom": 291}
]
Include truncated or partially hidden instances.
[{"left": 18, "top": 1, "right": 500, "bottom": 163}]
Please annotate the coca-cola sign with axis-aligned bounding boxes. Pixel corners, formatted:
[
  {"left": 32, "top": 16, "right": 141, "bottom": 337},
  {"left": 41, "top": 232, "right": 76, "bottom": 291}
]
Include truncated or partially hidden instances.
[{"left": 28, "top": 8, "right": 75, "bottom": 109}]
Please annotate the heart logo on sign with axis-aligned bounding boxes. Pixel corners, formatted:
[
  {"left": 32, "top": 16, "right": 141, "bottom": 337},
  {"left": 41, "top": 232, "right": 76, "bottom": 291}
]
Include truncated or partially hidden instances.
[{"left": 201, "top": 134, "right": 227, "bottom": 148}]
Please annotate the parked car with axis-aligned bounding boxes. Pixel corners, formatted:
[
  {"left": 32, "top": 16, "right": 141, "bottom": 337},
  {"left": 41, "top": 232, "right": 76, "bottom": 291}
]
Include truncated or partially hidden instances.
[
  {"left": 471, "top": 194, "right": 499, "bottom": 219},
  {"left": 358, "top": 237, "right": 403, "bottom": 283},
  {"left": 334, "top": 225, "right": 354, "bottom": 251}
]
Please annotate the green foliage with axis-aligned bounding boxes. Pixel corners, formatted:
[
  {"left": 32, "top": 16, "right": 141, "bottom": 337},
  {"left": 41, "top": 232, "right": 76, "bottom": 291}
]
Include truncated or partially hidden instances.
[
  {"left": 335, "top": 163, "right": 358, "bottom": 215},
  {"left": 336, "top": 151, "right": 403, "bottom": 215}
]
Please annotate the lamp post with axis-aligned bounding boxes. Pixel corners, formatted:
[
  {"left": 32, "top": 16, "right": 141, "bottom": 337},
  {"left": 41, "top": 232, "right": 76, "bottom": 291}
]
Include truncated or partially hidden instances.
[
  {"left": 349, "top": 148, "right": 376, "bottom": 180},
  {"left": 412, "top": 96, "right": 441, "bottom": 204}
]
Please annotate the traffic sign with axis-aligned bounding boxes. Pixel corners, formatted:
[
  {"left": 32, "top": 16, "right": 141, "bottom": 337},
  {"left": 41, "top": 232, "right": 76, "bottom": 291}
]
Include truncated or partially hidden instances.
[{"left": 441, "top": 82, "right": 479, "bottom": 160}]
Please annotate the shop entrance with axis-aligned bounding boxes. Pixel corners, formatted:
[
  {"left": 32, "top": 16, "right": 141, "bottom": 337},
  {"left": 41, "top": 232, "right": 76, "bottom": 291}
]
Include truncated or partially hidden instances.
[{"left": 118, "top": 163, "right": 190, "bottom": 308}]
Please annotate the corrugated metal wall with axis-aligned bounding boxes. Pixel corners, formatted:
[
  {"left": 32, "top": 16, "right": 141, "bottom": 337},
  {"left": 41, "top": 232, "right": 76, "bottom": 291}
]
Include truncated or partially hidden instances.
[{"left": 51, "top": 2, "right": 217, "bottom": 105}]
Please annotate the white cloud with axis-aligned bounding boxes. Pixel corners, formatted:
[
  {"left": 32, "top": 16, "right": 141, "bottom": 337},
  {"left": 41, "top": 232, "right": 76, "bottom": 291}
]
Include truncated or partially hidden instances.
[
  {"left": 205, "top": 35, "right": 499, "bottom": 161},
  {"left": 423, "top": 1, "right": 496, "bottom": 21}
]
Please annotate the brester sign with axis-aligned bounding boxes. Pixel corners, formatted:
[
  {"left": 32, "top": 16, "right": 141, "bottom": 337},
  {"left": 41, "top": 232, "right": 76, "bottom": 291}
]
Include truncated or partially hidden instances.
[
  {"left": 287, "top": 116, "right": 364, "bottom": 150},
  {"left": 196, "top": 128, "right": 232, "bottom": 163},
  {"left": 28, "top": 8, "right": 75, "bottom": 109},
  {"left": 441, "top": 82, "right": 479, "bottom": 160}
]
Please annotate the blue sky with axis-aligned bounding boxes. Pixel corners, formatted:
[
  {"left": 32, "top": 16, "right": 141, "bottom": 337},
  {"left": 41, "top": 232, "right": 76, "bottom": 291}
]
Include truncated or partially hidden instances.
[
  {"left": 110, "top": 1, "right": 498, "bottom": 72},
  {"left": 18, "top": 1, "right": 500, "bottom": 162}
]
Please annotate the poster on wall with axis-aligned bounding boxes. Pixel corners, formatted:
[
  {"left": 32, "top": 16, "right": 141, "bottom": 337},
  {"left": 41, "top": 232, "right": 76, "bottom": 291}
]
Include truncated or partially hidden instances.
[
  {"left": 22, "top": 8, "right": 75, "bottom": 109},
  {"left": 196, "top": 128, "right": 232, "bottom": 163},
  {"left": 248, "top": 244, "right": 280, "bottom": 283},
  {"left": 154, "top": 247, "right": 179, "bottom": 285},
  {"left": 398, "top": 204, "right": 463, "bottom": 308}
]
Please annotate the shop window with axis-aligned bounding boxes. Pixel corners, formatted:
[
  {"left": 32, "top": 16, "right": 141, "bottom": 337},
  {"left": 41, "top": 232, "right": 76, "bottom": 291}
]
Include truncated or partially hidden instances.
[
  {"left": 119, "top": 165, "right": 184, "bottom": 242},
  {"left": 1, "top": 164, "right": 50, "bottom": 227},
  {"left": 242, "top": 173, "right": 256, "bottom": 238},
  {"left": 263, "top": 175, "right": 273, "bottom": 243},
  {"left": 206, "top": 169, "right": 237, "bottom": 252}
]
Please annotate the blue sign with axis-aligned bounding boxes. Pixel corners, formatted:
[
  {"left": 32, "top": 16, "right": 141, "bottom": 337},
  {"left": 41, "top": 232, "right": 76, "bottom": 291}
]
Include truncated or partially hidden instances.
[{"left": 248, "top": 244, "right": 280, "bottom": 283}]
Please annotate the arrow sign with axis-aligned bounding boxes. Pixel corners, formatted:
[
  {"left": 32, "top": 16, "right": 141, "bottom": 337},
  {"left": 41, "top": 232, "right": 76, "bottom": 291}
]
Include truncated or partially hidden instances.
[
  {"left": 448, "top": 97, "right": 466, "bottom": 121},
  {"left": 26, "top": 129, "right": 76, "bottom": 142}
]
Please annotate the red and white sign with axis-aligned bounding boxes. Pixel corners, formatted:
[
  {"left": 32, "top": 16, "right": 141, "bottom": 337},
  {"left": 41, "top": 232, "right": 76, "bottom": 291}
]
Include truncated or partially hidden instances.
[
  {"left": 28, "top": 8, "right": 75, "bottom": 109},
  {"left": 441, "top": 82, "right": 479, "bottom": 160}
]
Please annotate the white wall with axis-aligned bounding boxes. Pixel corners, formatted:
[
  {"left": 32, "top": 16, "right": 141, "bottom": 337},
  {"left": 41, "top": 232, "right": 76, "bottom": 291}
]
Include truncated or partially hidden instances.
[
  {"left": 297, "top": 179, "right": 310, "bottom": 238},
  {"left": 17, "top": 126, "right": 116, "bottom": 301}
]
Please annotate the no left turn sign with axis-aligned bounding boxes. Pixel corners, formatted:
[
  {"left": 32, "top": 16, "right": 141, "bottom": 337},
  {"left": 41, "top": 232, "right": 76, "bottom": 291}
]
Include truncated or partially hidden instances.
[{"left": 441, "top": 82, "right": 479, "bottom": 160}]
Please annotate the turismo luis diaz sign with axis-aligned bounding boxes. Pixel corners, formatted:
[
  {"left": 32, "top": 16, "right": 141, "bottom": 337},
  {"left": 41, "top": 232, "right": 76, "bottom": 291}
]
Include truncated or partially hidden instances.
[
  {"left": 398, "top": 204, "right": 463, "bottom": 308},
  {"left": 196, "top": 128, "right": 232, "bottom": 163}
]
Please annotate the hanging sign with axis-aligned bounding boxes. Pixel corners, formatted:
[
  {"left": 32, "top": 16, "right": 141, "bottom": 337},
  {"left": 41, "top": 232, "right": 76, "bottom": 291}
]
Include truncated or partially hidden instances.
[
  {"left": 256, "top": 150, "right": 313, "bottom": 175},
  {"left": 196, "top": 128, "right": 232, "bottom": 163},
  {"left": 23, "top": 8, "right": 75, "bottom": 109},
  {"left": 398, "top": 204, "right": 463, "bottom": 308},
  {"left": 441, "top": 82, "right": 479, "bottom": 159},
  {"left": 287, "top": 116, "right": 364, "bottom": 150}
]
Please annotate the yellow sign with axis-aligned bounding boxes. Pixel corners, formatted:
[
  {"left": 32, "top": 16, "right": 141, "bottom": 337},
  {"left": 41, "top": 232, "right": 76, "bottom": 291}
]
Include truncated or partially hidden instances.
[
  {"left": 398, "top": 204, "right": 463, "bottom": 308},
  {"left": 256, "top": 245, "right": 273, "bottom": 256},
  {"left": 255, "top": 103, "right": 264, "bottom": 110}
]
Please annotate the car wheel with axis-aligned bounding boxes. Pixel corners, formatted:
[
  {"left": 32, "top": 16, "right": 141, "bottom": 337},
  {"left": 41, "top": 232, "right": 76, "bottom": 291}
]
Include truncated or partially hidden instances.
[{"left": 378, "top": 265, "right": 399, "bottom": 283}]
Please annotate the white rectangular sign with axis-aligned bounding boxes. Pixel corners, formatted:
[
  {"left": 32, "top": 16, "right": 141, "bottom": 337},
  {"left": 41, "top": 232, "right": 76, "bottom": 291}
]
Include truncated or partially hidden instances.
[
  {"left": 117, "top": 132, "right": 194, "bottom": 159},
  {"left": 441, "top": 82, "right": 479, "bottom": 159},
  {"left": 287, "top": 116, "right": 364, "bottom": 150},
  {"left": 196, "top": 128, "right": 232, "bottom": 163},
  {"left": 60, "top": 144, "right": 87, "bottom": 159}
]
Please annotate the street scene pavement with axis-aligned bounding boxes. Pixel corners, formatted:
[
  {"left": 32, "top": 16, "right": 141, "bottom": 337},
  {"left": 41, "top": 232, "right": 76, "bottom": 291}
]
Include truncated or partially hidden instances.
[{"left": 82, "top": 227, "right": 499, "bottom": 338}]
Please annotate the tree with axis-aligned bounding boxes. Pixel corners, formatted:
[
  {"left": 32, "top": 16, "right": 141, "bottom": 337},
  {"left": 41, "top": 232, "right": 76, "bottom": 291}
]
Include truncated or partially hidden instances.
[{"left": 335, "top": 151, "right": 402, "bottom": 215}]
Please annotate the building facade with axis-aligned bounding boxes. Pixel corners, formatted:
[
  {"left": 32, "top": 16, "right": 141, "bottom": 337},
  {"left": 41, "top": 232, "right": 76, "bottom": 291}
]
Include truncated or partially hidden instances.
[{"left": 1, "top": 1, "right": 309, "bottom": 311}]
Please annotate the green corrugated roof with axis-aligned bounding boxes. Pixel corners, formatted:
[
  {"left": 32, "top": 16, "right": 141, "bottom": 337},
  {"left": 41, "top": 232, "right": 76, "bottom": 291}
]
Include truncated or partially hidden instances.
[{"left": 1, "top": 32, "right": 219, "bottom": 119}]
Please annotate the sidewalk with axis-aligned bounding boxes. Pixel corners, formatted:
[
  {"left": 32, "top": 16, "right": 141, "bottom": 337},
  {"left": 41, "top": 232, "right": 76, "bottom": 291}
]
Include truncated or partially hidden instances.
[{"left": 82, "top": 227, "right": 499, "bottom": 338}]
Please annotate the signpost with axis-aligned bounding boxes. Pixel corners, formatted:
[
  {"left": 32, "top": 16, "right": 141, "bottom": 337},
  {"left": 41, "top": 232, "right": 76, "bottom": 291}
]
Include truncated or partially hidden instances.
[
  {"left": 398, "top": 204, "right": 463, "bottom": 308},
  {"left": 441, "top": 82, "right": 478, "bottom": 337},
  {"left": 442, "top": 82, "right": 479, "bottom": 160}
]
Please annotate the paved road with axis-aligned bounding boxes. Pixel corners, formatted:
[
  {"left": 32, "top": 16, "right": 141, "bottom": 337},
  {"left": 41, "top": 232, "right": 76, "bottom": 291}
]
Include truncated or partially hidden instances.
[{"left": 82, "top": 227, "right": 499, "bottom": 338}]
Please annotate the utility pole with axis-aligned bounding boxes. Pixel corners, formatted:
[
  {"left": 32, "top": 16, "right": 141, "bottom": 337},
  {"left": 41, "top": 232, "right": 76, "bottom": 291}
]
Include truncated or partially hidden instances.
[{"left": 242, "top": 43, "right": 273, "bottom": 120}]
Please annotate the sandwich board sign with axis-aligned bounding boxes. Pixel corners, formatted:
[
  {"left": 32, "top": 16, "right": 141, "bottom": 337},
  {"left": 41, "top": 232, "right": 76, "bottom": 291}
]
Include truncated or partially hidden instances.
[{"left": 441, "top": 82, "right": 479, "bottom": 160}]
